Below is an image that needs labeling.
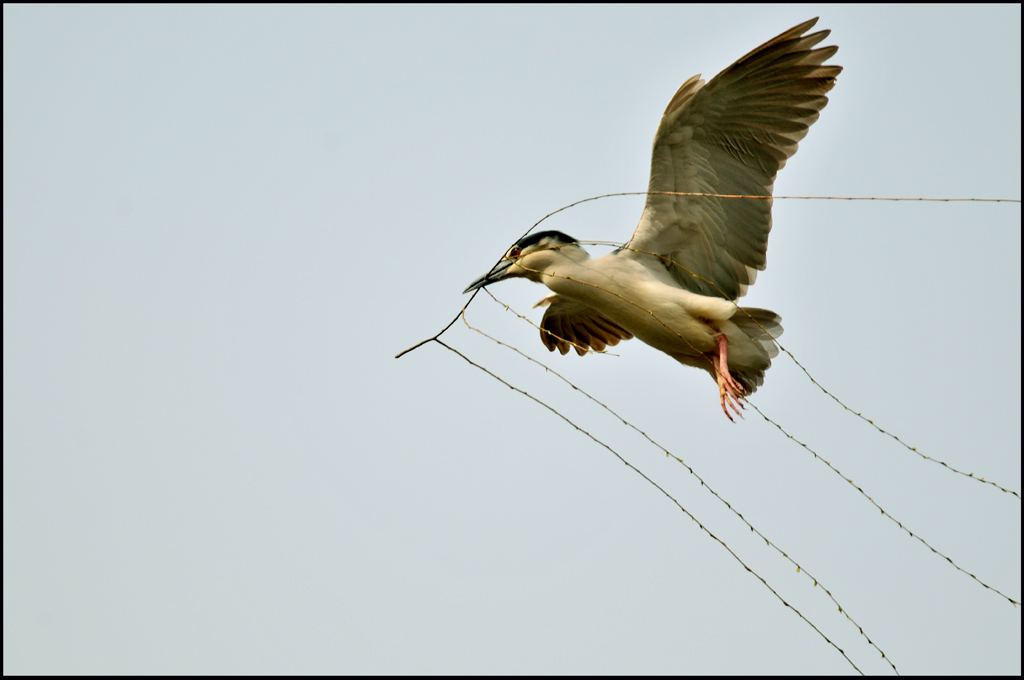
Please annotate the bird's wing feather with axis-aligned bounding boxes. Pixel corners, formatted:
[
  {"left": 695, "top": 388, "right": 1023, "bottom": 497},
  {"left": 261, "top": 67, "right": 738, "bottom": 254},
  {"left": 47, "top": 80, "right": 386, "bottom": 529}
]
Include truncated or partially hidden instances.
[
  {"left": 534, "top": 295, "right": 633, "bottom": 356},
  {"left": 624, "top": 17, "right": 841, "bottom": 300}
]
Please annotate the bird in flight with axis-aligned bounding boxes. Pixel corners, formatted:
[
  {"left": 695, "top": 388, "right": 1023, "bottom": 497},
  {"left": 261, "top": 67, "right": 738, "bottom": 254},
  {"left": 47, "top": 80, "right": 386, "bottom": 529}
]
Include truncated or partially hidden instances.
[{"left": 464, "top": 18, "right": 841, "bottom": 420}]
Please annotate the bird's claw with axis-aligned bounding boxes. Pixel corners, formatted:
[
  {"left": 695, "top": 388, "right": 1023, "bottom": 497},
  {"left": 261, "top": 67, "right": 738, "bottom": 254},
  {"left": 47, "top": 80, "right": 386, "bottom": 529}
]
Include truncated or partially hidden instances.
[{"left": 719, "top": 376, "right": 746, "bottom": 422}]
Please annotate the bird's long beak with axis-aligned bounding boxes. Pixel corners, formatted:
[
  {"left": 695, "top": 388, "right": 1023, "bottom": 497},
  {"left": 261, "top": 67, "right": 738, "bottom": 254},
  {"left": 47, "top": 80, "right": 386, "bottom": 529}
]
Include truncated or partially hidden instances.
[{"left": 463, "top": 259, "right": 514, "bottom": 294}]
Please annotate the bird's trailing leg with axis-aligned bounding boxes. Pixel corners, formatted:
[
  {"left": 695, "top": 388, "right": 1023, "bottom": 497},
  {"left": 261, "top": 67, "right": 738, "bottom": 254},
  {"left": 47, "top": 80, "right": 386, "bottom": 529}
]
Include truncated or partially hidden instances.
[{"left": 714, "top": 333, "right": 746, "bottom": 421}]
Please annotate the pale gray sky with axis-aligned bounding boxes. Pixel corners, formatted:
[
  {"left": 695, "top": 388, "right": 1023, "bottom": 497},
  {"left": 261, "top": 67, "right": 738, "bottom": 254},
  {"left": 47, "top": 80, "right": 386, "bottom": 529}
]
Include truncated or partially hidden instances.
[{"left": 4, "top": 5, "right": 1020, "bottom": 674}]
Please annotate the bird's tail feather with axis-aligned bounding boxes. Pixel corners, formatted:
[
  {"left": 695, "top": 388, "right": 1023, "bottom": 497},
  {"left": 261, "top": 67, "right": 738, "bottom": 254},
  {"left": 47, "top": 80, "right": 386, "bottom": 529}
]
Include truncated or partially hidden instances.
[{"left": 730, "top": 307, "right": 783, "bottom": 394}]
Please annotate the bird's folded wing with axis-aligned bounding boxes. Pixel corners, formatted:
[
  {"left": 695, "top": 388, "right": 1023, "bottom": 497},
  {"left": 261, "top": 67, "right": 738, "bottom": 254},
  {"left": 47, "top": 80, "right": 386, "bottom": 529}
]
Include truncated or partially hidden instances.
[
  {"left": 624, "top": 17, "right": 841, "bottom": 301},
  {"left": 534, "top": 295, "right": 634, "bottom": 356}
]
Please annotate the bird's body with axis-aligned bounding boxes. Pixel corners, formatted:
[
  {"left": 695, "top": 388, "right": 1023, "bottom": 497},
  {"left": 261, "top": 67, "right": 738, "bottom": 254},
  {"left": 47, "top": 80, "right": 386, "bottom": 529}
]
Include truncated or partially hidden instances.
[
  {"left": 464, "top": 18, "right": 840, "bottom": 419},
  {"left": 528, "top": 243, "right": 735, "bottom": 358}
]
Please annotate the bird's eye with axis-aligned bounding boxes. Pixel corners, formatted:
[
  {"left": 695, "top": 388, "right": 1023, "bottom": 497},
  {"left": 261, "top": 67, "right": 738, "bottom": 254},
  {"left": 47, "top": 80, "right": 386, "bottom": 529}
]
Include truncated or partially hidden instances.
[{"left": 509, "top": 246, "right": 521, "bottom": 259}]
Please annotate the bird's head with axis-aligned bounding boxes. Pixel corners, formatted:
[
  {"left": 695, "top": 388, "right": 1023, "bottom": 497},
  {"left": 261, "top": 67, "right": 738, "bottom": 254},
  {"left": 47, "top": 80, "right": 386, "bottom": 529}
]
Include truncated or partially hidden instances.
[{"left": 463, "top": 230, "right": 582, "bottom": 293}]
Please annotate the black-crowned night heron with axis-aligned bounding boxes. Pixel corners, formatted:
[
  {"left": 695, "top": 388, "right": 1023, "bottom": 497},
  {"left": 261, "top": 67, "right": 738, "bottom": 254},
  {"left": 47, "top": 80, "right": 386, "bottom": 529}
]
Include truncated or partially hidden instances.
[{"left": 464, "top": 18, "right": 841, "bottom": 420}]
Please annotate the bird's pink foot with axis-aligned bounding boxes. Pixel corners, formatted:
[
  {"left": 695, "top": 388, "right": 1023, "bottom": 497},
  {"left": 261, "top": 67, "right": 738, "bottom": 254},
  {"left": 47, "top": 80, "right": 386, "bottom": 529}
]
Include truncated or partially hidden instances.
[{"left": 715, "top": 334, "right": 745, "bottom": 421}]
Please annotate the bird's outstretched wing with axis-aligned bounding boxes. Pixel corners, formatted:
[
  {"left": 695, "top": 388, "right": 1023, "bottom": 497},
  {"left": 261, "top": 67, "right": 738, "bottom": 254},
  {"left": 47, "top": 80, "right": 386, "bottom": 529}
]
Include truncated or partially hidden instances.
[
  {"left": 623, "top": 17, "right": 841, "bottom": 300},
  {"left": 534, "top": 295, "right": 633, "bottom": 356}
]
